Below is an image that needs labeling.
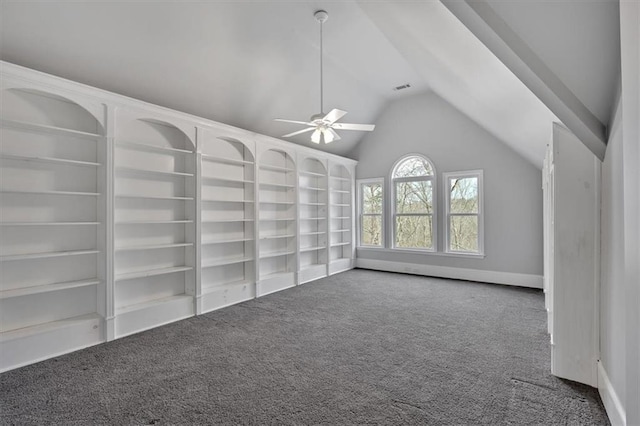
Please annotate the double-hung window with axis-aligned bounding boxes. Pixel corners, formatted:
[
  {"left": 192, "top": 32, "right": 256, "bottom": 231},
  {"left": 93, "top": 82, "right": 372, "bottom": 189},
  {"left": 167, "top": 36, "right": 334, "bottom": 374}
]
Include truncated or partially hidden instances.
[
  {"left": 392, "top": 155, "right": 435, "bottom": 250},
  {"left": 358, "top": 178, "right": 384, "bottom": 247},
  {"left": 444, "top": 170, "right": 483, "bottom": 254}
]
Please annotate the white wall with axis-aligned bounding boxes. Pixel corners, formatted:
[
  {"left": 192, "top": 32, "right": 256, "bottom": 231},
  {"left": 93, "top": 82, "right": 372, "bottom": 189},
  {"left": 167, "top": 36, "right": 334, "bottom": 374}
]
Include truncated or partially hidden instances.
[{"left": 350, "top": 91, "right": 543, "bottom": 283}]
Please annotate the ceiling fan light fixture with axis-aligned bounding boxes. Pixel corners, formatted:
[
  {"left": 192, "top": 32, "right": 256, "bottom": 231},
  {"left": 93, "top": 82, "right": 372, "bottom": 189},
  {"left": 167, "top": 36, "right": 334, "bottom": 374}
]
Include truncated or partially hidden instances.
[
  {"left": 323, "top": 128, "right": 335, "bottom": 143},
  {"left": 311, "top": 128, "right": 322, "bottom": 144}
]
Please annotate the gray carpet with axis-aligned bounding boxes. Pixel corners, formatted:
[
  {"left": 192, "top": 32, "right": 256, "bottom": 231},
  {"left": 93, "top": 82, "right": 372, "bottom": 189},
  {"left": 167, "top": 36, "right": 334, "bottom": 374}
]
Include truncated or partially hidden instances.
[{"left": 1, "top": 269, "right": 609, "bottom": 425}]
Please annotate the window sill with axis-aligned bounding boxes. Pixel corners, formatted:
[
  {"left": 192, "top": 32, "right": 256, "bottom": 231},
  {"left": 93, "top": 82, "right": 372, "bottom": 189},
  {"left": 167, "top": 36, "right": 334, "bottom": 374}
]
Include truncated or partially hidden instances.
[{"left": 356, "top": 246, "right": 486, "bottom": 259}]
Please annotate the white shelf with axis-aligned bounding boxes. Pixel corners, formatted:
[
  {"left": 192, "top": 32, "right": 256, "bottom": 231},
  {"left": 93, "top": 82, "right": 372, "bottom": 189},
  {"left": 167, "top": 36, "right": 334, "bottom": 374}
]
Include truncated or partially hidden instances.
[
  {"left": 0, "top": 221, "right": 100, "bottom": 226},
  {"left": 116, "top": 194, "right": 194, "bottom": 201},
  {"left": 202, "top": 279, "right": 253, "bottom": 295},
  {"left": 259, "top": 182, "right": 295, "bottom": 189},
  {"left": 331, "top": 189, "right": 350, "bottom": 194},
  {"left": 0, "top": 153, "right": 101, "bottom": 167},
  {"left": 115, "top": 265, "right": 193, "bottom": 282},
  {"left": 301, "top": 231, "right": 326, "bottom": 236},
  {"left": 116, "top": 167, "right": 194, "bottom": 178},
  {"left": 1, "top": 118, "right": 102, "bottom": 140},
  {"left": 259, "top": 234, "right": 295, "bottom": 240},
  {"left": 115, "top": 242, "right": 193, "bottom": 252},
  {"left": 299, "top": 170, "right": 326, "bottom": 177},
  {"left": 330, "top": 176, "right": 350, "bottom": 182},
  {"left": 300, "top": 186, "right": 326, "bottom": 191},
  {"left": 0, "top": 313, "right": 101, "bottom": 343},
  {"left": 116, "top": 140, "right": 193, "bottom": 154},
  {"left": 202, "top": 199, "right": 254, "bottom": 204},
  {"left": 203, "top": 218, "right": 254, "bottom": 223},
  {"left": 260, "top": 200, "right": 295, "bottom": 205},
  {"left": 0, "top": 279, "right": 100, "bottom": 300},
  {"left": 117, "top": 220, "right": 193, "bottom": 225},
  {"left": 1, "top": 189, "right": 100, "bottom": 197},
  {"left": 260, "top": 250, "right": 296, "bottom": 259},
  {"left": 202, "top": 256, "right": 254, "bottom": 268},
  {"left": 116, "top": 294, "right": 192, "bottom": 316},
  {"left": 332, "top": 229, "right": 351, "bottom": 232},
  {"left": 0, "top": 249, "right": 99, "bottom": 262},
  {"left": 300, "top": 202, "right": 326, "bottom": 206},
  {"left": 300, "top": 246, "right": 326, "bottom": 253},
  {"left": 301, "top": 217, "right": 326, "bottom": 220},
  {"left": 259, "top": 217, "right": 295, "bottom": 222},
  {"left": 201, "top": 154, "right": 254, "bottom": 166},
  {"left": 260, "top": 164, "right": 294, "bottom": 173},
  {"left": 202, "top": 237, "right": 253, "bottom": 245},
  {"left": 331, "top": 242, "right": 352, "bottom": 247},
  {"left": 333, "top": 216, "right": 351, "bottom": 220},
  {"left": 331, "top": 203, "right": 350, "bottom": 207},
  {"left": 259, "top": 271, "right": 291, "bottom": 281},
  {"left": 201, "top": 176, "right": 254, "bottom": 184}
]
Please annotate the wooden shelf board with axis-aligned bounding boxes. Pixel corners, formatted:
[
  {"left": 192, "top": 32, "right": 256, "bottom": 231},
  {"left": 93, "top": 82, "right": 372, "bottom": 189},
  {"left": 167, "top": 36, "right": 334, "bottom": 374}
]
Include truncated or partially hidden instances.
[
  {"left": 259, "top": 271, "right": 292, "bottom": 281},
  {"left": 259, "top": 182, "right": 295, "bottom": 189},
  {"left": 300, "top": 186, "right": 326, "bottom": 191},
  {"left": 1, "top": 118, "right": 102, "bottom": 140},
  {"left": 115, "top": 242, "right": 193, "bottom": 252},
  {"left": 202, "top": 176, "right": 254, "bottom": 184},
  {"left": 259, "top": 234, "right": 295, "bottom": 240},
  {"left": 202, "top": 199, "right": 254, "bottom": 204},
  {"left": 202, "top": 256, "right": 254, "bottom": 268},
  {"left": 331, "top": 242, "right": 352, "bottom": 247},
  {"left": 332, "top": 229, "right": 351, "bottom": 232},
  {"left": 330, "top": 176, "right": 350, "bottom": 182},
  {"left": 260, "top": 201, "right": 295, "bottom": 205},
  {"left": 116, "top": 194, "right": 194, "bottom": 201},
  {"left": 116, "top": 167, "right": 194, "bottom": 178},
  {"left": 116, "top": 140, "right": 193, "bottom": 154},
  {"left": 300, "top": 231, "right": 326, "bottom": 236},
  {"left": 300, "top": 202, "right": 326, "bottom": 206},
  {"left": 259, "top": 250, "right": 296, "bottom": 259},
  {"left": 115, "top": 266, "right": 192, "bottom": 282},
  {"left": 260, "top": 164, "right": 294, "bottom": 173},
  {"left": 331, "top": 189, "right": 350, "bottom": 194},
  {"left": 116, "top": 294, "right": 192, "bottom": 316},
  {"left": 0, "top": 153, "right": 101, "bottom": 167},
  {"left": 0, "top": 279, "right": 100, "bottom": 300},
  {"left": 202, "top": 238, "right": 253, "bottom": 245},
  {"left": 331, "top": 203, "right": 350, "bottom": 207},
  {"left": 299, "top": 170, "right": 326, "bottom": 177},
  {"left": 201, "top": 154, "right": 254, "bottom": 166},
  {"left": 117, "top": 220, "right": 193, "bottom": 225},
  {"left": 1, "top": 249, "right": 99, "bottom": 262},
  {"left": 202, "top": 279, "right": 253, "bottom": 294},
  {"left": 0, "top": 313, "right": 101, "bottom": 343},
  {"left": 203, "top": 218, "right": 254, "bottom": 223},
  {"left": 1, "top": 189, "right": 100, "bottom": 197},
  {"left": 300, "top": 246, "right": 327, "bottom": 253},
  {"left": 259, "top": 217, "right": 295, "bottom": 222},
  {"left": 301, "top": 217, "right": 326, "bottom": 220},
  {"left": 0, "top": 221, "right": 100, "bottom": 226}
]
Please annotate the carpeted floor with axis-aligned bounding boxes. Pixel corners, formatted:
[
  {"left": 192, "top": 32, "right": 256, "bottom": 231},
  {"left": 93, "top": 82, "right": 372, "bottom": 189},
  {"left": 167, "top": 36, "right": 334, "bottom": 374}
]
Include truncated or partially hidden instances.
[{"left": 1, "top": 269, "right": 609, "bottom": 425}]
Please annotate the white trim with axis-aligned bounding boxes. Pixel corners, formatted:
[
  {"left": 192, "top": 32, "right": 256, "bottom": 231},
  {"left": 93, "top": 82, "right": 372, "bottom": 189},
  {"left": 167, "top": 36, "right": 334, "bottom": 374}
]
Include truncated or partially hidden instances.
[
  {"left": 356, "top": 178, "right": 385, "bottom": 248},
  {"left": 598, "top": 361, "right": 627, "bottom": 426},
  {"left": 443, "top": 169, "right": 484, "bottom": 255},
  {"left": 356, "top": 258, "right": 542, "bottom": 288},
  {"left": 357, "top": 246, "right": 485, "bottom": 259}
]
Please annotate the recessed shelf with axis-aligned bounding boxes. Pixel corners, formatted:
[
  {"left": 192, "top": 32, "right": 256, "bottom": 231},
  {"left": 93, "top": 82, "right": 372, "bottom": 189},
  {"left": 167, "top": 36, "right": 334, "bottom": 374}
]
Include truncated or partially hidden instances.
[
  {"left": 259, "top": 271, "right": 291, "bottom": 281},
  {"left": 116, "top": 294, "right": 192, "bottom": 316},
  {"left": 330, "top": 176, "right": 350, "bottom": 182},
  {"left": 260, "top": 164, "right": 294, "bottom": 173},
  {"left": 259, "top": 234, "right": 295, "bottom": 240},
  {"left": 202, "top": 237, "right": 253, "bottom": 245},
  {"left": 300, "top": 231, "right": 326, "bottom": 236},
  {"left": 0, "top": 279, "right": 100, "bottom": 300},
  {"left": 333, "top": 216, "right": 351, "bottom": 219},
  {"left": 259, "top": 182, "right": 295, "bottom": 189},
  {"left": 300, "top": 186, "right": 326, "bottom": 191},
  {"left": 0, "top": 313, "right": 101, "bottom": 343},
  {"left": 202, "top": 279, "right": 253, "bottom": 294},
  {"left": 115, "top": 265, "right": 193, "bottom": 282},
  {"left": 259, "top": 217, "right": 295, "bottom": 222},
  {"left": 0, "top": 249, "right": 100, "bottom": 262},
  {"left": 331, "top": 203, "right": 350, "bottom": 207},
  {"left": 1, "top": 118, "right": 102, "bottom": 140},
  {"left": 331, "top": 242, "right": 351, "bottom": 247},
  {"left": 0, "top": 189, "right": 100, "bottom": 197},
  {"left": 201, "top": 176, "right": 254, "bottom": 184},
  {"left": 332, "top": 229, "right": 351, "bottom": 232},
  {"left": 299, "top": 171, "right": 326, "bottom": 177},
  {"left": 331, "top": 189, "right": 350, "bottom": 194},
  {"left": 116, "top": 140, "right": 193, "bottom": 154},
  {"left": 116, "top": 167, "right": 194, "bottom": 178},
  {"left": 300, "top": 246, "right": 326, "bottom": 253},
  {"left": 203, "top": 218, "right": 254, "bottom": 223},
  {"left": 116, "top": 194, "right": 194, "bottom": 201},
  {"left": 115, "top": 242, "right": 193, "bottom": 252},
  {"left": 300, "top": 202, "right": 326, "bottom": 206},
  {"left": 260, "top": 250, "right": 296, "bottom": 260},
  {"left": 202, "top": 199, "right": 254, "bottom": 204},
  {"left": 300, "top": 217, "right": 326, "bottom": 220},
  {"left": 0, "top": 221, "right": 100, "bottom": 226},
  {"left": 0, "top": 153, "right": 101, "bottom": 167},
  {"left": 116, "top": 220, "right": 193, "bottom": 225},
  {"left": 260, "top": 200, "right": 295, "bottom": 205},
  {"left": 202, "top": 256, "right": 254, "bottom": 268},
  {"left": 201, "top": 154, "right": 254, "bottom": 166}
]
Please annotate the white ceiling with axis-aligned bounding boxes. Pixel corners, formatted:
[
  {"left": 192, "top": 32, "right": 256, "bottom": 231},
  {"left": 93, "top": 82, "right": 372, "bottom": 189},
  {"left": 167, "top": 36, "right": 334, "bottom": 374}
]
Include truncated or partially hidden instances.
[{"left": 1, "top": 1, "right": 617, "bottom": 167}]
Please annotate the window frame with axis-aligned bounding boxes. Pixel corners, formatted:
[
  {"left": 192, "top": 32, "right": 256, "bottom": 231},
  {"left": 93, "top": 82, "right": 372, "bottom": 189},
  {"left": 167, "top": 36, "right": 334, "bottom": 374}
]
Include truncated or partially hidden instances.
[
  {"left": 443, "top": 170, "right": 484, "bottom": 256},
  {"left": 390, "top": 154, "right": 437, "bottom": 252},
  {"left": 356, "top": 177, "right": 385, "bottom": 248}
]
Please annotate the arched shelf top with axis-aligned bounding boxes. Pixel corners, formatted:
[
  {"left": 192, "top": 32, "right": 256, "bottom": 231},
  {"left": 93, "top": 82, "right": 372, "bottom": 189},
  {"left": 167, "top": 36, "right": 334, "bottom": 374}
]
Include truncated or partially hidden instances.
[
  {"left": 134, "top": 117, "right": 196, "bottom": 149},
  {"left": 260, "top": 148, "right": 296, "bottom": 172},
  {"left": 330, "top": 164, "right": 351, "bottom": 179},
  {"left": 302, "top": 157, "right": 327, "bottom": 176},
  {"left": 212, "top": 136, "right": 255, "bottom": 163},
  {"left": 2, "top": 87, "right": 105, "bottom": 135}
]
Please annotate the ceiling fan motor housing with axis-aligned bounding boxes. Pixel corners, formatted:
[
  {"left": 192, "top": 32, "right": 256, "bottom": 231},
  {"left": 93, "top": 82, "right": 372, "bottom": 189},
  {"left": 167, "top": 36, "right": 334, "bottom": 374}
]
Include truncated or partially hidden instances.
[{"left": 314, "top": 10, "right": 328, "bottom": 23}]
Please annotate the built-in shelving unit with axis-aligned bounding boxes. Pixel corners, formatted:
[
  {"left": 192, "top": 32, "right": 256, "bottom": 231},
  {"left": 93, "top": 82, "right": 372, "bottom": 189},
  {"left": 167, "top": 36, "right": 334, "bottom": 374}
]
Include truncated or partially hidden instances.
[
  {"left": 113, "top": 116, "right": 196, "bottom": 338},
  {"left": 297, "top": 158, "right": 328, "bottom": 284},
  {"left": 257, "top": 149, "right": 297, "bottom": 296},
  {"left": 0, "top": 87, "right": 105, "bottom": 371},
  {"left": 329, "top": 164, "right": 354, "bottom": 274},
  {"left": 199, "top": 135, "right": 256, "bottom": 313}
]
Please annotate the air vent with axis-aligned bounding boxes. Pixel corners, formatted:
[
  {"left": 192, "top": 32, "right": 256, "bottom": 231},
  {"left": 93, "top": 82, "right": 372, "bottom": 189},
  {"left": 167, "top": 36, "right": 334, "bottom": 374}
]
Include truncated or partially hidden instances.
[{"left": 392, "top": 83, "right": 411, "bottom": 91}]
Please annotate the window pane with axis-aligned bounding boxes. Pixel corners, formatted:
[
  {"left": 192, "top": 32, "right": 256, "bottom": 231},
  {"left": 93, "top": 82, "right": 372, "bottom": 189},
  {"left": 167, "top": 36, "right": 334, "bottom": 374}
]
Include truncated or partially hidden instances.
[
  {"left": 395, "top": 215, "right": 433, "bottom": 249},
  {"left": 362, "top": 183, "right": 383, "bottom": 214},
  {"left": 361, "top": 215, "right": 382, "bottom": 246},
  {"left": 395, "top": 181, "right": 432, "bottom": 214},
  {"left": 449, "top": 177, "right": 478, "bottom": 214},
  {"left": 393, "top": 156, "right": 433, "bottom": 178},
  {"left": 449, "top": 215, "right": 478, "bottom": 252}
]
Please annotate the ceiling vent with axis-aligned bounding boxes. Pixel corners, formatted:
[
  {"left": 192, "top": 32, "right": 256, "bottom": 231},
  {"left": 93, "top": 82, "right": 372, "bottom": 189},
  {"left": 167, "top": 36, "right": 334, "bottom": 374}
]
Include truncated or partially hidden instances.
[{"left": 392, "top": 83, "right": 411, "bottom": 91}]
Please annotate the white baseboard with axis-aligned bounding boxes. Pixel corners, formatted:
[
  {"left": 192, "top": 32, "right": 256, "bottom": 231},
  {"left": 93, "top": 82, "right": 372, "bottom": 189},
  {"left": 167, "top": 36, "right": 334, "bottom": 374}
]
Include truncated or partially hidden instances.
[
  {"left": 598, "top": 361, "right": 626, "bottom": 426},
  {"left": 355, "top": 258, "right": 543, "bottom": 289}
]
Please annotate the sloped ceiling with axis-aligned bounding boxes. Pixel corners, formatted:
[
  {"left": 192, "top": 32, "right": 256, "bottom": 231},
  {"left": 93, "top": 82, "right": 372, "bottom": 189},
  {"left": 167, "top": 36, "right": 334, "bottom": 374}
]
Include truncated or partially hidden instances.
[{"left": 2, "top": 0, "right": 618, "bottom": 167}]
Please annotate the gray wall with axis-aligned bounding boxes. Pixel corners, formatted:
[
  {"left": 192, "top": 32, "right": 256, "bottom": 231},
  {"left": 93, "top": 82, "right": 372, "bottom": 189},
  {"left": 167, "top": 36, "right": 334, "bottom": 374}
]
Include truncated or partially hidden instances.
[
  {"left": 350, "top": 91, "right": 543, "bottom": 276},
  {"left": 600, "top": 95, "right": 626, "bottom": 408}
]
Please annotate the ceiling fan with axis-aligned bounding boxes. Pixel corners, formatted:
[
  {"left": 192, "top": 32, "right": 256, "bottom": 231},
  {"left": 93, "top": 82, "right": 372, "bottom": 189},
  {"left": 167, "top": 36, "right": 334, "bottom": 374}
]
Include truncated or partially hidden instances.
[{"left": 275, "top": 10, "right": 375, "bottom": 144}]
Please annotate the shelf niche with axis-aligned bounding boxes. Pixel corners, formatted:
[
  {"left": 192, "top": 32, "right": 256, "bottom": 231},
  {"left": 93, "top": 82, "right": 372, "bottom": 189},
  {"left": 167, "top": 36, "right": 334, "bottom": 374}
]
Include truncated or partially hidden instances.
[
  {"left": 298, "top": 157, "right": 328, "bottom": 284},
  {"left": 258, "top": 148, "right": 297, "bottom": 296},
  {"left": 200, "top": 135, "right": 256, "bottom": 313},
  {"left": 329, "top": 164, "right": 354, "bottom": 275},
  {"left": 114, "top": 116, "right": 196, "bottom": 338},
  {"left": 0, "top": 87, "right": 106, "bottom": 372}
]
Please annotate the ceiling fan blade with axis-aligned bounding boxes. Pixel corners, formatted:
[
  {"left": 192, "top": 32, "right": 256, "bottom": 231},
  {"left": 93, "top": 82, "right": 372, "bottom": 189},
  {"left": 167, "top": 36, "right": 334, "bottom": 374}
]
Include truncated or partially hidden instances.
[
  {"left": 274, "top": 118, "right": 314, "bottom": 126},
  {"left": 324, "top": 128, "right": 341, "bottom": 143},
  {"left": 331, "top": 122, "right": 376, "bottom": 131},
  {"left": 323, "top": 109, "right": 348, "bottom": 125},
  {"left": 282, "top": 127, "right": 316, "bottom": 138}
]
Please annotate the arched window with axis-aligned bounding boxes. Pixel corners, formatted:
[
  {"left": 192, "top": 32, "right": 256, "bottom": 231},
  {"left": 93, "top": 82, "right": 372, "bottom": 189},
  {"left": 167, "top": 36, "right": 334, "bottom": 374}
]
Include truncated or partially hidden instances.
[{"left": 391, "top": 154, "right": 436, "bottom": 250}]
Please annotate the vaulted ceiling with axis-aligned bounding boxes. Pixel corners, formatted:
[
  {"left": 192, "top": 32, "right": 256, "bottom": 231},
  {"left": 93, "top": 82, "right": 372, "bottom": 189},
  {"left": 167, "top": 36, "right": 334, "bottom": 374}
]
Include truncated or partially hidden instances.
[{"left": 0, "top": 1, "right": 620, "bottom": 167}]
